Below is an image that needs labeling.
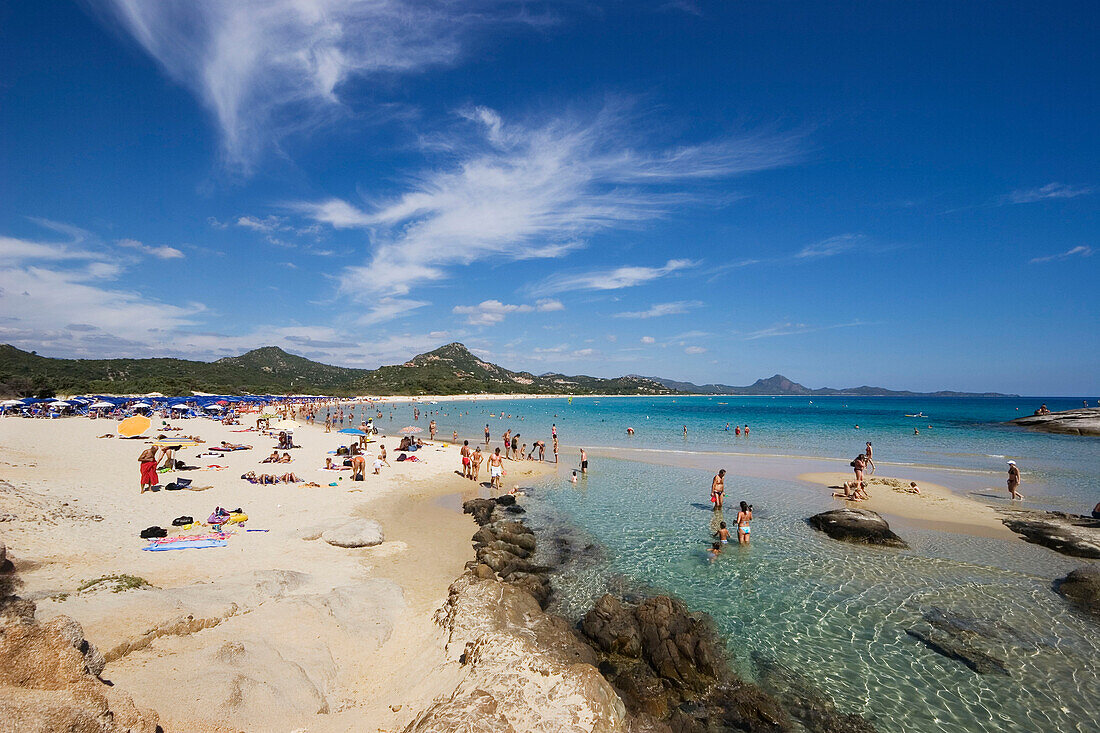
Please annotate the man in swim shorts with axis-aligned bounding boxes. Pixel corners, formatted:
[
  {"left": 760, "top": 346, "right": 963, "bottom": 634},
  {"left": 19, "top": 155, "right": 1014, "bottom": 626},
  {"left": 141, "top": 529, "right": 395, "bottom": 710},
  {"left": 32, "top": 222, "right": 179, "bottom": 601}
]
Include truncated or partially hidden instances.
[
  {"left": 711, "top": 469, "right": 726, "bottom": 509},
  {"left": 488, "top": 447, "right": 504, "bottom": 489},
  {"left": 580, "top": 448, "right": 588, "bottom": 475},
  {"left": 461, "top": 440, "right": 471, "bottom": 478}
]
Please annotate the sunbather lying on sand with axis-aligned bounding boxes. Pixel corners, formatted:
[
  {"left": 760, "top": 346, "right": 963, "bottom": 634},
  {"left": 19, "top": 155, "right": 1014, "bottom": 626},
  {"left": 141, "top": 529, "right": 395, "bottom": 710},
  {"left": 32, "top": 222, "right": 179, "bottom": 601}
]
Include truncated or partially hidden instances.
[
  {"left": 214, "top": 441, "right": 252, "bottom": 451},
  {"left": 241, "top": 471, "right": 302, "bottom": 484}
]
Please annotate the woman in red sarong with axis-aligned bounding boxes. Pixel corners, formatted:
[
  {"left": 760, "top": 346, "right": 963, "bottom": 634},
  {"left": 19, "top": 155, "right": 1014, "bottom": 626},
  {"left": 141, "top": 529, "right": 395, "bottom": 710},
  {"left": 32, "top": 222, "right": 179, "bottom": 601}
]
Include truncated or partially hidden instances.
[{"left": 139, "top": 445, "right": 159, "bottom": 493}]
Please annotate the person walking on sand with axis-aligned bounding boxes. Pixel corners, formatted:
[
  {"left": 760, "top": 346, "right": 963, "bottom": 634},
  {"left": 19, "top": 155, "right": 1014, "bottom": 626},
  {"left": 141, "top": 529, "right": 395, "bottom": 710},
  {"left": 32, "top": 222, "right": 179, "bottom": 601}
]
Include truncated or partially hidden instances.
[
  {"left": 1007, "top": 461, "right": 1023, "bottom": 500},
  {"left": 864, "top": 443, "right": 876, "bottom": 474},
  {"left": 580, "top": 448, "right": 588, "bottom": 475},
  {"left": 429, "top": 420, "right": 437, "bottom": 440},
  {"left": 484, "top": 424, "right": 491, "bottom": 445},
  {"left": 488, "top": 448, "right": 504, "bottom": 489},
  {"left": 711, "top": 469, "right": 726, "bottom": 509},
  {"left": 138, "top": 445, "right": 159, "bottom": 494},
  {"left": 502, "top": 429, "right": 511, "bottom": 459},
  {"left": 553, "top": 435, "right": 559, "bottom": 463}
]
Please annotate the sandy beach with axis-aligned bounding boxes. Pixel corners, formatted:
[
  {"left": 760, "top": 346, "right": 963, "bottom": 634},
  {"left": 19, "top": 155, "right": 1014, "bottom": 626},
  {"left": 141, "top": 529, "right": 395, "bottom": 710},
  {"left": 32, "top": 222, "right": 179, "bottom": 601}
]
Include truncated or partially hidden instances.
[{"left": 0, "top": 413, "right": 557, "bottom": 731}]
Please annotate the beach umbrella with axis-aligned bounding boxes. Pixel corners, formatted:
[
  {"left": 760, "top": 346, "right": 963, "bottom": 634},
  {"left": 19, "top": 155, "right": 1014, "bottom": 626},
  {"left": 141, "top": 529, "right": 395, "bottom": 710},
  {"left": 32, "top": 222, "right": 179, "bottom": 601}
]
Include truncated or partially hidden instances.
[
  {"left": 170, "top": 404, "right": 190, "bottom": 411},
  {"left": 216, "top": 400, "right": 229, "bottom": 406},
  {"left": 2, "top": 399, "right": 25, "bottom": 407},
  {"left": 50, "top": 400, "right": 70, "bottom": 407},
  {"left": 89, "top": 401, "right": 114, "bottom": 409},
  {"left": 118, "top": 415, "right": 151, "bottom": 437},
  {"left": 338, "top": 428, "right": 366, "bottom": 436},
  {"left": 132, "top": 403, "right": 151, "bottom": 410},
  {"left": 204, "top": 404, "right": 224, "bottom": 411},
  {"left": 398, "top": 426, "right": 422, "bottom": 434}
]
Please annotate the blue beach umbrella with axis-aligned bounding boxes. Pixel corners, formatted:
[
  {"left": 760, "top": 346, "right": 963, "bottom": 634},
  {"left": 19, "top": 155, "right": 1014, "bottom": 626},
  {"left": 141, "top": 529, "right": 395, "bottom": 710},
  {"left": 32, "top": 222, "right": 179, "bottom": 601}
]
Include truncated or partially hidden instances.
[{"left": 338, "top": 428, "right": 366, "bottom": 436}]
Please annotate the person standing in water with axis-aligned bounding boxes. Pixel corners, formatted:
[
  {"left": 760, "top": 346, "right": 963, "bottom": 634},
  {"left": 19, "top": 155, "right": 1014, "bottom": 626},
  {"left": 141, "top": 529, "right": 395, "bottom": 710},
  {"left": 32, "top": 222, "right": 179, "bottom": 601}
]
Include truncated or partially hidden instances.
[
  {"left": 736, "top": 501, "right": 752, "bottom": 544},
  {"left": 1007, "top": 461, "right": 1023, "bottom": 500},
  {"left": 580, "top": 448, "right": 588, "bottom": 475},
  {"left": 711, "top": 469, "right": 726, "bottom": 509},
  {"left": 484, "top": 424, "right": 491, "bottom": 445}
]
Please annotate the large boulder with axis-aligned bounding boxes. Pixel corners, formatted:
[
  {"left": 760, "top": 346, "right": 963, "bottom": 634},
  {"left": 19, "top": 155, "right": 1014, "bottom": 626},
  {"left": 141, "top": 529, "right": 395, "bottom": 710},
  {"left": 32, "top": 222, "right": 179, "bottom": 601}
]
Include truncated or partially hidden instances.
[
  {"left": 322, "top": 518, "right": 384, "bottom": 548},
  {"left": 1000, "top": 510, "right": 1100, "bottom": 559},
  {"left": 1009, "top": 407, "right": 1100, "bottom": 436},
  {"left": 807, "top": 508, "right": 908, "bottom": 548},
  {"left": 1054, "top": 565, "right": 1100, "bottom": 619}
]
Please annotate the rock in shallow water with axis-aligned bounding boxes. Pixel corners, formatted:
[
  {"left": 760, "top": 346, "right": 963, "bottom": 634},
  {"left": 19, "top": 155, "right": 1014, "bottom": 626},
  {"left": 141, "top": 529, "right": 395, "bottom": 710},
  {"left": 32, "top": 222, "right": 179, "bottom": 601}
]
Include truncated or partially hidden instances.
[
  {"left": 1054, "top": 565, "right": 1100, "bottom": 620},
  {"left": 1000, "top": 510, "right": 1100, "bottom": 559},
  {"left": 322, "top": 518, "right": 384, "bottom": 548},
  {"left": 807, "top": 508, "right": 908, "bottom": 548}
]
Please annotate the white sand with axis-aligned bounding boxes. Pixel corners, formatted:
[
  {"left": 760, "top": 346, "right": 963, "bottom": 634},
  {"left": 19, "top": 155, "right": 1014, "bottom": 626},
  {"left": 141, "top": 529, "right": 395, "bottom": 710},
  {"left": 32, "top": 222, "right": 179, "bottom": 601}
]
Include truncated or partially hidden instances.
[{"left": 0, "top": 413, "right": 556, "bottom": 732}]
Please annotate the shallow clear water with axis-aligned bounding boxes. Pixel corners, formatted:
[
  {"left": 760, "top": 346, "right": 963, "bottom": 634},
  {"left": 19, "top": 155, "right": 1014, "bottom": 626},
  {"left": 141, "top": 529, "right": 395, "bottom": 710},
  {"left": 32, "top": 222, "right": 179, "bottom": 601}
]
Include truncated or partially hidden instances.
[
  {"left": 524, "top": 459, "right": 1100, "bottom": 733},
  {"left": 338, "top": 395, "right": 1100, "bottom": 732}
]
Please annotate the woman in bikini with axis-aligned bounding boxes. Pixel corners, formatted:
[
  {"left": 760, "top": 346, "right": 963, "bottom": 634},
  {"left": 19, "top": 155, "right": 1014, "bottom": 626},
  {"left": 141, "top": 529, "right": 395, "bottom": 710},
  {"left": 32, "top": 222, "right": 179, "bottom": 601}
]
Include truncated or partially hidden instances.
[{"left": 736, "top": 501, "right": 752, "bottom": 545}]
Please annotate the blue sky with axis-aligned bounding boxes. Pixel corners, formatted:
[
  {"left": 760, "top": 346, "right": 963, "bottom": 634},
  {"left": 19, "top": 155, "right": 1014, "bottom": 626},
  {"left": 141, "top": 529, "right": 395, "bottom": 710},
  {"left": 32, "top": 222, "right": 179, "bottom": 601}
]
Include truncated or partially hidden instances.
[{"left": 1, "top": 1, "right": 1097, "bottom": 394}]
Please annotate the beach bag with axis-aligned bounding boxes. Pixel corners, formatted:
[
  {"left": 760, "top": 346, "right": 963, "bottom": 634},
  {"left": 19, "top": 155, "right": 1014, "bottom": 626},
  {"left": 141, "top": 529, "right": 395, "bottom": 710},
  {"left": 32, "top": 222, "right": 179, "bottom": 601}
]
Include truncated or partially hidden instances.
[
  {"left": 140, "top": 526, "right": 168, "bottom": 539},
  {"left": 396, "top": 453, "right": 407, "bottom": 462},
  {"left": 172, "top": 515, "right": 194, "bottom": 526},
  {"left": 850, "top": 460, "right": 858, "bottom": 467}
]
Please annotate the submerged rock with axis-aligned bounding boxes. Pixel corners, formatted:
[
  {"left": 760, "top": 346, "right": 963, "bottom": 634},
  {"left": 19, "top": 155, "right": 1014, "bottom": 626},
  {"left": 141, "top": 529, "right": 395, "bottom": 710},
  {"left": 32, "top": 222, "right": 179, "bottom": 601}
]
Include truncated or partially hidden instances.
[
  {"left": 999, "top": 510, "right": 1100, "bottom": 559},
  {"left": 807, "top": 509, "right": 908, "bottom": 548},
  {"left": 753, "top": 654, "right": 877, "bottom": 733},
  {"left": 1054, "top": 565, "right": 1100, "bottom": 620},
  {"left": 905, "top": 625, "right": 1009, "bottom": 675}
]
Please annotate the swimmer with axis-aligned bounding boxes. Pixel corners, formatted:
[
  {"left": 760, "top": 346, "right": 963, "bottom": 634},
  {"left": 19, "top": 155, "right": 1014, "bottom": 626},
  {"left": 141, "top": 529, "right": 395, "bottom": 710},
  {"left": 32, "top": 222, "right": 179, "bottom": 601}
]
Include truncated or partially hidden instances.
[
  {"left": 708, "top": 541, "right": 722, "bottom": 561},
  {"left": 571, "top": 470, "right": 578, "bottom": 484}
]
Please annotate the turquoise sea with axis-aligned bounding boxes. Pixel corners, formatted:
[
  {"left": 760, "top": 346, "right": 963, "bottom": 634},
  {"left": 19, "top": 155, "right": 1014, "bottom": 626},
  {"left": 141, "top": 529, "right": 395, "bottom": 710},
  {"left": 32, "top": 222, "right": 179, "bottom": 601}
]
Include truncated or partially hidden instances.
[{"left": 349, "top": 396, "right": 1099, "bottom": 733}]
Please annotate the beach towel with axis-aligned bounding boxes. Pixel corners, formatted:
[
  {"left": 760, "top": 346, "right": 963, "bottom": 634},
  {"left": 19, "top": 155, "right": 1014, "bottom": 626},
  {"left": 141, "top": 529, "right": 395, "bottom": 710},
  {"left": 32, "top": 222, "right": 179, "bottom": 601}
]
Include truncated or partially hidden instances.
[
  {"left": 147, "top": 532, "right": 229, "bottom": 545},
  {"left": 143, "top": 539, "right": 227, "bottom": 551}
]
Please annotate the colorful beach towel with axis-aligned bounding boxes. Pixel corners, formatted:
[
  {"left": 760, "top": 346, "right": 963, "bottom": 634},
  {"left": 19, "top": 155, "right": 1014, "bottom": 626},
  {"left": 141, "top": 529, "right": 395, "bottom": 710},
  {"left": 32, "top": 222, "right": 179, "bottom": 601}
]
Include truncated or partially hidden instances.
[{"left": 143, "top": 539, "right": 228, "bottom": 551}]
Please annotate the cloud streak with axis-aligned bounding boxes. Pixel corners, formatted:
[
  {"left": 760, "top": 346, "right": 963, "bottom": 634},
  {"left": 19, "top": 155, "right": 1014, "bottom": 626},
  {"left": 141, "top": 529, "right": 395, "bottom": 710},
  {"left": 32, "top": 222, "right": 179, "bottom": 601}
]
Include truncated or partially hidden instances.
[
  {"left": 530, "top": 258, "right": 697, "bottom": 297},
  {"left": 614, "top": 300, "right": 702, "bottom": 319},
  {"left": 1029, "top": 245, "right": 1092, "bottom": 264},
  {"left": 99, "top": 0, "right": 545, "bottom": 171},
  {"left": 295, "top": 104, "right": 797, "bottom": 303},
  {"left": 1006, "top": 183, "right": 1092, "bottom": 205}
]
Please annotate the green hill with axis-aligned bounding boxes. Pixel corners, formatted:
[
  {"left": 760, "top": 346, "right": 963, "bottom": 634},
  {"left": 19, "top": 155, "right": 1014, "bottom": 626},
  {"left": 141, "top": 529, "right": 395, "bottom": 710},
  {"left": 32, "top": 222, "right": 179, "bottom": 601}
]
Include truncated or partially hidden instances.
[{"left": 0, "top": 342, "right": 672, "bottom": 397}]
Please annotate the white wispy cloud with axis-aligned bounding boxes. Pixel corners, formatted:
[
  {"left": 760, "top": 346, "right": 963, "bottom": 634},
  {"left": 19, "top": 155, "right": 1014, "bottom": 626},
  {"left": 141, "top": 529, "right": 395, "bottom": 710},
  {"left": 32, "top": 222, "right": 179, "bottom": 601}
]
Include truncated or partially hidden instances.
[
  {"left": 98, "top": 0, "right": 546, "bottom": 171},
  {"left": 742, "top": 321, "right": 867, "bottom": 340},
  {"left": 684, "top": 345, "right": 707, "bottom": 354},
  {"left": 614, "top": 300, "right": 702, "bottom": 319},
  {"left": 117, "top": 238, "right": 185, "bottom": 259},
  {"left": 531, "top": 258, "right": 697, "bottom": 297},
  {"left": 795, "top": 234, "right": 861, "bottom": 259},
  {"left": 1007, "top": 183, "right": 1093, "bottom": 204},
  {"left": 453, "top": 298, "right": 565, "bottom": 326},
  {"left": 1029, "top": 245, "right": 1092, "bottom": 264},
  {"left": 294, "top": 104, "right": 797, "bottom": 303},
  {"left": 641, "top": 336, "right": 656, "bottom": 344}
]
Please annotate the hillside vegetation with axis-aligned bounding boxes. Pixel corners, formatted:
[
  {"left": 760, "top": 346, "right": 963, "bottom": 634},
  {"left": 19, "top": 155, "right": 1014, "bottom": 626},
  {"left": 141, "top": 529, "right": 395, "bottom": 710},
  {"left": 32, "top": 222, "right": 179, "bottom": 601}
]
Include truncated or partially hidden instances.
[{"left": 0, "top": 343, "right": 672, "bottom": 397}]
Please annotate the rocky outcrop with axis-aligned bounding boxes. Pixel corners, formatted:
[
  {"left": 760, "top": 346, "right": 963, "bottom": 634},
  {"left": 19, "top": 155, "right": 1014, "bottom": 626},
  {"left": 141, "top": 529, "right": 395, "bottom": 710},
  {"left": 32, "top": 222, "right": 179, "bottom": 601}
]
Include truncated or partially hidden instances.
[
  {"left": 1054, "top": 565, "right": 1100, "bottom": 620},
  {"left": 999, "top": 509, "right": 1100, "bottom": 559},
  {"left": 807, "top": 509, "right": 908, "bottom": 548},
  {"left": 408, "top": 573, "right": 624, "bottom": 733},
  {"left": 579, "top": 593, "right": 789, "bottom": 732},
  {"left": 464, "top": 497, "right": 552, "bottom": 608},
  {"left": 322, "top": 518, "right": 385, "bottom": 548},
  {"left": 0, "top": 550, "right": 161, "bottom": 733},
  {"left": 1009, "top": 407, "right": 1100, "bottom": 436},
  {"left": 904, "top": 608, "right": 1014, "bottom": 675}
]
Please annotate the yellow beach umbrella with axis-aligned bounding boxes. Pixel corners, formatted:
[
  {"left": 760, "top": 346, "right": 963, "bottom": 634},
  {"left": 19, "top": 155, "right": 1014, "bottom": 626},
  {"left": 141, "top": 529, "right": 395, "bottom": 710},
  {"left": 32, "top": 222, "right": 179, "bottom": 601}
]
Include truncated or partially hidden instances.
[{"left": 118, "top": 415, "right": 151, "bottom": 438}]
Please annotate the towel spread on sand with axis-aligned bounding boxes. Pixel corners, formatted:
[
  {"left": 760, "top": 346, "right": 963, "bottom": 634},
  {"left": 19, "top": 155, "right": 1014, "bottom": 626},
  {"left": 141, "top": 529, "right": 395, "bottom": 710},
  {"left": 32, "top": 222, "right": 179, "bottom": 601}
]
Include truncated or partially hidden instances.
[{"left": 143, "top": 539, "right": 228, "bottom": 551}]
